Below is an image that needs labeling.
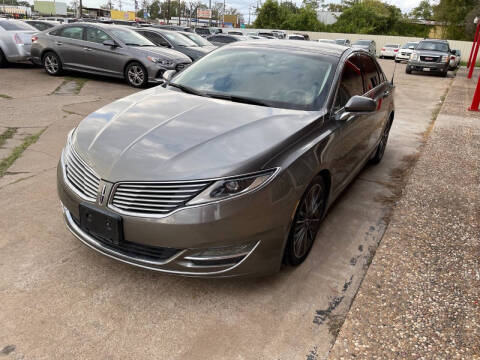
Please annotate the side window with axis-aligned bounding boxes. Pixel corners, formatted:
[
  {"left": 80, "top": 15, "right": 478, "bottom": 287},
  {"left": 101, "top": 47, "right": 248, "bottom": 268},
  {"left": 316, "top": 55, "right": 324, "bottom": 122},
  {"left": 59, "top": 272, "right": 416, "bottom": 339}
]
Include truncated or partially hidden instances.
[
  {"left": 59, "top": 26, "right": 83, "bottom": 40},
  {"left": 152, "top": 33, "right": 170, "bottom": 47},
  {"left": 334, "top": 55, "right": 364, "bottom": 111},
  {"left": 359, "top": 54, "right": 380, "bottom": 91},
  {"left": 85, "top": 27, "right": 111, "bottom": 44}
]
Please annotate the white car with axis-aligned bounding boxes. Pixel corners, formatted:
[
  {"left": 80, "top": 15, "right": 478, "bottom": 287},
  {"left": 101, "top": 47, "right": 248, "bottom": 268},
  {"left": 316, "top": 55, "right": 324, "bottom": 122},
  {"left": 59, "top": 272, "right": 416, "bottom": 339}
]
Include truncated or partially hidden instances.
[
  {"left": 380, "top": 44, "right": 400, "bottom": 59},
  {"left": 395, "top": 42, "right": 419, "bottom": 63},
  {"left": 449, "top": 49, "right": 461, "bottom": 69}
]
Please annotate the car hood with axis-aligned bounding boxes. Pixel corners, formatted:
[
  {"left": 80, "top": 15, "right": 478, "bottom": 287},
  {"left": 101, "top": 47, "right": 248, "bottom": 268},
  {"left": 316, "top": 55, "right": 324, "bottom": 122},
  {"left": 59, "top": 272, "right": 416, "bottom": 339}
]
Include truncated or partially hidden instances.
[
  {"left": 73, "top": 87, "right": 323, "bottom": 182},
  {"left": 131, "top": 46, "right": 191, "bottom": 62}
]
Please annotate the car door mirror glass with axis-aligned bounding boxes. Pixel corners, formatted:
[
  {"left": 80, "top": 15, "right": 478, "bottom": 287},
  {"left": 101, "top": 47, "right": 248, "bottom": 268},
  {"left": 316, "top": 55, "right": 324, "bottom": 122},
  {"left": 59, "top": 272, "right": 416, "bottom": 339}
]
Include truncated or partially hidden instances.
[
  {"left": 102, "top": 39, "right": 116, "bottom": 47},
  {"left": 344, "top": 95, "right": 377, "bottom": 114}
]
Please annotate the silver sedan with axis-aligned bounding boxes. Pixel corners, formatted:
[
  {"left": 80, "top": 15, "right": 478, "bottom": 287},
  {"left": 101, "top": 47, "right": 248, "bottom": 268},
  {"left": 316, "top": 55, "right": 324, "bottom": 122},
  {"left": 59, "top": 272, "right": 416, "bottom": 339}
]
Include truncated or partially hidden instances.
[{"left": 0, "top": 19, "right": 37, "bottom": 67}]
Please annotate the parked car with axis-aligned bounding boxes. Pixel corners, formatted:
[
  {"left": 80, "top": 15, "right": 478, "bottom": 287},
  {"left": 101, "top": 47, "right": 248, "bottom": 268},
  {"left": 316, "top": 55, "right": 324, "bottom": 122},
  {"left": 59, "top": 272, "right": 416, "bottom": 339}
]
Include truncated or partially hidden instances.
[
  {"left": 271, "top": 30, "right": 286, "bottom": 39},
  {"left": 178, "top": 31, "right": 216, "bottom": 52},
  {"left": 194, "top": 27, "right": 211, "bottom": 37},
  {"left": 287, "top": 34, "right": 305, "bottom": 40},
  {"left": 258, "top": 31, "right": 275, "bottom": 39},
  {"left": 135, "top": 28, "right": 212, "bottom": 61},
  {"left": 153, "top": 25, "right": 192, "bottom": 32},
  {"left": 406, "top": 39, "right": 451, "bottom": 77},
  {"left": 395, "top": 42, "right": 418, "bottom": 63},
  {"left": 228, "top": 31, "right": 243, "bottom": 35},
  {"left": 352, "top": 39, "right": 376, "bottom": 56},
  {"left": 0, "top": 19, "right": 36, "bottom": 67},
  {"left": 335, "top": 39, "right": 350, "bottom": 46},
  {"left": 206, "top": 34, "right": 246, "bottom": 46},
  {"left": 379, "top": 44, "right": 400, "bottom": 59},
  {"left": 57, "top": 40, "right": 394, "bottom": 277},
  {"left": 449, "top": 49, "right": 461, "bottom": 70},
  {"left": 24, "top": 20, "right": 59, "bottom": 31},
  {"left": 317, "top": 39, "right": 336, "bottom": 44},
  {"left": 39, "top": 17, "right": 78, "bottom": 24},
  {"left": 30, "top": 23, "right": 191, "bottom": 87}
]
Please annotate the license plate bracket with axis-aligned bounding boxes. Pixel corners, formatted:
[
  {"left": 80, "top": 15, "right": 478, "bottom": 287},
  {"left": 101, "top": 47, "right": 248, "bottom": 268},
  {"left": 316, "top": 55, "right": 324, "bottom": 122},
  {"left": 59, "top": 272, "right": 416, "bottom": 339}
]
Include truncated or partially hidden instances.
[{"left": 79, "top": 203, "right": 123, "bottom": 245}]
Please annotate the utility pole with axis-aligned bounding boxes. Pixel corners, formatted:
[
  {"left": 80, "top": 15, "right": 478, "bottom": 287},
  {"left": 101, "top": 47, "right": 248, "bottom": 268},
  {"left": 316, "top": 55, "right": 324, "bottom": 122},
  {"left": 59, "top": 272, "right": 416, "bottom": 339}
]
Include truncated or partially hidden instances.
[
  {"left": 222, "top": 0, "right": 225, "bottom": 27},
  {"left": 178, "top": 0, "right": 181, "bottom": 25},
  {"left": 167, "top": 0, "right": 170, "bottom": 24},
  {"left": 208, "top": 0, "right": 211, "bottom": 26},
  {"left": 135, "top": 0, "right": 138, "bottom": 18},
  {"left": 78, "top": 0, "right": 82, "bottom": 18}
]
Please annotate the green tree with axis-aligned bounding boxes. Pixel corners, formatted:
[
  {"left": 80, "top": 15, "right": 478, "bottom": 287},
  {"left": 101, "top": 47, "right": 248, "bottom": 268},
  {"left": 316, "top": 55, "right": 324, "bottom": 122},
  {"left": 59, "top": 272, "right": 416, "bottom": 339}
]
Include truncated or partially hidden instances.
[
  {"left": 409, "top": 0, "right": 433, "bottom": 20},
  {"left": 434, "top": 0, "right": 478, "bottom": 40},
  {"left": 149, "top": 0, "right": 161, "bottom": 19}
]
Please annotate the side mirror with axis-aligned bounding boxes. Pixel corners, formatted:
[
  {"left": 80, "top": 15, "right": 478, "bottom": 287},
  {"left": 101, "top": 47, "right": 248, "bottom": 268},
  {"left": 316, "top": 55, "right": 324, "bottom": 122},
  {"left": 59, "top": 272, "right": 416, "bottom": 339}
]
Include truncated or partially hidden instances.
[
  {"left": 102, "top": 39, "right": 116, "bottom": 47},
  {"left": 162, "top": 69, "right": 176, "bottom": 83},
  {"left": 344, "top": 96, "right": 377, "bottom": 113}
]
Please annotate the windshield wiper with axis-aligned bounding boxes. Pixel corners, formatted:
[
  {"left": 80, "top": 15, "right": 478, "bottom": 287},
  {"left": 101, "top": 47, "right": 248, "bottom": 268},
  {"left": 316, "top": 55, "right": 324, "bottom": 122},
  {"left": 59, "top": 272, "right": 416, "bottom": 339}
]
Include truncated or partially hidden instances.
[
  {"left": 124, "top": 43, "right": 142, "bottom": 46},
  {"left": 168, "top": 83, "right": 207, "bottom": 97},
  {"left": 205, "top": 93, "right": 271, "bottom": 107}
]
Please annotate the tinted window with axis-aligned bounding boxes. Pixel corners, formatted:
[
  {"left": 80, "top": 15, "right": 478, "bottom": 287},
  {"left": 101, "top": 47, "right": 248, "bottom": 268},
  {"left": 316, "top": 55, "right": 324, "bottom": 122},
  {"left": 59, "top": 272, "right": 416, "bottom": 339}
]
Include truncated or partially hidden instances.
[
  {"left": 27, "top": 22, "right": 53, "bottom": 31},
  {"left": 139, "top": 31, "right": 169, "bottom": 46},
  {"left": 359, "top": 54, "right": 381, "bottom": 91},
  {"left": 210, "top": 35, "right": 233, "bottom": 43},
  {"left": 159, "top": 31, "right": 197, "bottom": 46},
  {"left": 195, "top": 28, "right": 211, "bottom": 35},
  {"left": 335, "top": 55, "right": 364, "bottom": 110},
  {"left": 0, "top": 21, "right": 35, "bottom": 31},
  {"left": 172, "top": 47, "right": 336, "bottom": 110},
  {"left": 86, "top": 27, "right": 111, "bottom": 43},
  {"left": 109, "top": 28, "right": 154, "bottom": 46},
  {"left": 417, "top": 41, "right": 449, "bottom": 52},
  {"left": 59, "top": 26, "right": 84, "bottom": 40},
  {"left": 182, "top": 32, "right": 212, "bottom": 46}
]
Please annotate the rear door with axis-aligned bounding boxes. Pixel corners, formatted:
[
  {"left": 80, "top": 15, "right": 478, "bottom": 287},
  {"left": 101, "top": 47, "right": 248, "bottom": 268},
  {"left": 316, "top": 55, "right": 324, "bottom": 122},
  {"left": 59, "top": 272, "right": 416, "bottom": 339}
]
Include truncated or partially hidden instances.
[
  {"left": 52, "top": 25, "right": 86, "bottom": 70},
  {"left": 81, "top": 26, "right": 125, "bottom": 77}
]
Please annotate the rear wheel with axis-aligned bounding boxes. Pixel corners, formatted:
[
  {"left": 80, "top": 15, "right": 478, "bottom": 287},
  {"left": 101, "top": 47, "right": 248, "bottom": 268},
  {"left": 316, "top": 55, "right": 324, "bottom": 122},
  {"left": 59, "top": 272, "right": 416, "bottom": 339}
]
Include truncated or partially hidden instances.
[
  {"left": 125, "top": 62, "right": 148, "bottom": 88},
  {"left": 285, "top": 176, "right": 327, "bottom": 266},
  {"left": 406, "top": 65, "right": 412, "bottom": 74},
  {"left": 371, "top": 119, "right": 392, "bottom": 164},
  {"left": 0, "top": 48, "right": 8, "bottom": 68},
  {"left": 43, "top": 52, "right": 62, "bottom": 76}
]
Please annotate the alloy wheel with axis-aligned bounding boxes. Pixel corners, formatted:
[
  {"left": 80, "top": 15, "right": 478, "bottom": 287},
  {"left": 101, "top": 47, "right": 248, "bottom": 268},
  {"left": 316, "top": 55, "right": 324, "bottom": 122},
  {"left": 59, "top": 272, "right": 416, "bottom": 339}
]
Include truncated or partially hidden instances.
[
  {"left": 292, "top": 183, "right": 324, "bottom": 259},
  {"left": 127, "top": 65, "right": 145, "bottom": 87},
  {"left": 45, "top": 54, "right": 59, "bottom": 74}
]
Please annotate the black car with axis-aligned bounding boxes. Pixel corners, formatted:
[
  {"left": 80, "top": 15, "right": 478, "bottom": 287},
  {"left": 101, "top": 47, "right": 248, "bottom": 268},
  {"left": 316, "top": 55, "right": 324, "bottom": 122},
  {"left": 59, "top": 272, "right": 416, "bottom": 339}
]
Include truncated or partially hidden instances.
[
  {"left": 136, "top": 28, "right": 212, "bottom": 61},
  {"left": 206, "top": 34, "right": 246, "bottom": 47}
]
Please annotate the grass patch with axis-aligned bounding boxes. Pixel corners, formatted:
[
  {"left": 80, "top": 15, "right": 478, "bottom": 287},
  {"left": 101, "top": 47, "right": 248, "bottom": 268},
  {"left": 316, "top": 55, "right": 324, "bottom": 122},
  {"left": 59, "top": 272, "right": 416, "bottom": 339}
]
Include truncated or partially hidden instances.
[
  {"left": 460, "top": 60, "right": 480, "bottom": 68},
  {"left": 52, "top": 77, "right": 89, "bottom": 95},
  {"left": 0, "top": 128, "right": 17, "bottom": 148},
  {"left": 0, "top": 94, "right": 12, "bottom": 99},
  {"left": 0, "top": 129, "right": 45, "bottom": 177}
]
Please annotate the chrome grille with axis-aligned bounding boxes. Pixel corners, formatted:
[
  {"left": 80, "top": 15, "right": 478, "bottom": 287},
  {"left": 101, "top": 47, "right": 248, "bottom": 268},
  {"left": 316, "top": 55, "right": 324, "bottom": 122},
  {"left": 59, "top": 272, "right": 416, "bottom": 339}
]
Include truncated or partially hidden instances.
[
  {"left": 420, "top": 55, "right": 439, "bottom": 62},
  {"left": 110, "top": 181, "right": 211, "bottom": 216},
  {"left": 65, "top": 146, "right": 100, "bottom": 202}
]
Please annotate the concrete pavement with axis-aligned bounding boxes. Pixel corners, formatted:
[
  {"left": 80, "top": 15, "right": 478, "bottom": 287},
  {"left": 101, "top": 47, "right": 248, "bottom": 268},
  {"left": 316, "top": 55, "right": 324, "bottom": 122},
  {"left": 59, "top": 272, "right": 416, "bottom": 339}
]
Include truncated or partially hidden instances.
[{"left": 0, "top": 61, "right": 452, "bottom": 359}]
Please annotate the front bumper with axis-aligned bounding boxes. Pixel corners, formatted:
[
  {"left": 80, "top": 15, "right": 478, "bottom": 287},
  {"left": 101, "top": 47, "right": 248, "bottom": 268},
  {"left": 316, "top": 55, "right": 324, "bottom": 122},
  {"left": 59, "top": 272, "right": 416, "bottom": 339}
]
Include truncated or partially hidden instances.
[
  {"left": 57, "top": 161, "right": 295, "bottom": 277},
  {"left": 408, "top": 60, "right": 449, "bottom": 72},
  {"left": 7, "top": 44, "right": 31, "bottom": 63},
  {"left": 395, "top": 53, "right": 410, "bottom": 61}
]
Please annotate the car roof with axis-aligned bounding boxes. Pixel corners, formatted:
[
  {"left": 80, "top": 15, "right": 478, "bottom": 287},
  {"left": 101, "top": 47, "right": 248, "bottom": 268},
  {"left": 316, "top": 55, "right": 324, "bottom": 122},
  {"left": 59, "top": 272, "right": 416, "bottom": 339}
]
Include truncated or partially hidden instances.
[{"left": 227, "top": 39, "right": 349, "bottom": 58}]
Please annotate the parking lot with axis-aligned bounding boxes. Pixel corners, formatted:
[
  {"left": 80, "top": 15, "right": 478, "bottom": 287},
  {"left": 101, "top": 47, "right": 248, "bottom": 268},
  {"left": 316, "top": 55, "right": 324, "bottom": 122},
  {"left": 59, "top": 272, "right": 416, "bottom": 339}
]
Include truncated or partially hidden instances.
[{"left": 0, "top": 60, "right": 453, "bottom": 359}]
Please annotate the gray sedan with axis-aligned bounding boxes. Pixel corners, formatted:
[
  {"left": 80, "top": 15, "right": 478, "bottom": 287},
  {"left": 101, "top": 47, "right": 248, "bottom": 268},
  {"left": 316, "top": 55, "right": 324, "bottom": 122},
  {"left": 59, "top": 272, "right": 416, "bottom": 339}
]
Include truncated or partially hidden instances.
[
  {"left": 135, "top": 28, "right": 212, "bottom": 61},
  {"left": 30, "top": 23, "right": 192, "bottom": 87},
  {"left": 57, "top": 40, "right": 395, "bottom": 277},
  {"left": 0, "top": 19, "right": 37, "bottom": 67}
]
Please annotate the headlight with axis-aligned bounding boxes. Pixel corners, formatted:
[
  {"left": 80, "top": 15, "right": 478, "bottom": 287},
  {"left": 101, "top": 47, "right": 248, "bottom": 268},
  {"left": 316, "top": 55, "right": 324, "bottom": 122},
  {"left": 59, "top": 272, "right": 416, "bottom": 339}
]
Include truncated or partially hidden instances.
[
  {"left": 186, "top": 168, "right": 279, "bottom": 206},
  {"left": 441, "top": 55, "right": 450, "bottom": 63},
  {"left": 410, "top": 52, "right": 418, "bottom": 61},
  {"left": 147, "top": 56, "right": 174, "bottom": 67}
]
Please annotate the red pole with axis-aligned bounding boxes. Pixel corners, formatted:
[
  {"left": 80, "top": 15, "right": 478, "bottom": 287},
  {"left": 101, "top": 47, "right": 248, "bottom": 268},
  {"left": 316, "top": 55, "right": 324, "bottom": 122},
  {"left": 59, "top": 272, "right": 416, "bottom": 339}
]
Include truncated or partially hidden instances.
[
  {"left": 467, "top": 22, "right": 480, "bottom": 68},
  {"left": 468, "top": 72, "right": 480, "bottom": 111},
  {"left": 468, "top": 34, "right": 480, "bottom": 79}
]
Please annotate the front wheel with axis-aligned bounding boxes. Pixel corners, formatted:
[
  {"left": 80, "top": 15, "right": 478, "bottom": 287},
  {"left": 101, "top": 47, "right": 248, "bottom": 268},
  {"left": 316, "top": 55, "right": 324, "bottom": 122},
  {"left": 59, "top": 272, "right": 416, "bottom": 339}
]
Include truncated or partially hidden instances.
[
  {"left": 285, "top": 176, "right": 327, "bottom": 266},
  {"left": 43, "top": 52, "right": 62, "bottom": 76},
  {"left": 0, "top": 49, "right": 8, "bottom": 68},
  {"left": 406, "top": 65, "right": 412, "bottom": 74},
  {"left": 125, "top": 62, "right": 148, "bottom": 88}
]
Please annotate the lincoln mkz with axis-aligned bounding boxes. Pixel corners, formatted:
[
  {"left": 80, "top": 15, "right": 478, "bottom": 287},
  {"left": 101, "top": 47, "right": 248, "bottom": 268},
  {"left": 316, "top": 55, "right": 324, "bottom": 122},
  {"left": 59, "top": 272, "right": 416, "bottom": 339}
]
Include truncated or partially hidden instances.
[{"left": 57, "top": 40, "right": 395, "bottom": 277}]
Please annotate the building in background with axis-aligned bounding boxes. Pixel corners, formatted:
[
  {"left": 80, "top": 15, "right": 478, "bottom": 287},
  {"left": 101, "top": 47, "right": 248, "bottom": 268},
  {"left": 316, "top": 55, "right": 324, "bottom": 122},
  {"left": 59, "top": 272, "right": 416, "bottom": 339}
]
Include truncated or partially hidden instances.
[
  {"left": 34, "top": 1, "right": 67, "bottom": 16},
  {"left": 110, "top": 10, "right": 135, "bottom": 21},
  {"left": 0, "top": 5, "right": 32, "bottom": 18}
]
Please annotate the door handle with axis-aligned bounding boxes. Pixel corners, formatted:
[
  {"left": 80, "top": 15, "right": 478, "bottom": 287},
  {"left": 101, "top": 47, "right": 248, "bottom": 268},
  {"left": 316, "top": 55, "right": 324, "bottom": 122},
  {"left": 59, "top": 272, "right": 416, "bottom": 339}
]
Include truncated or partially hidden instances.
[{"left": 55, "top": 41, "right": 63, "bottom": 45}]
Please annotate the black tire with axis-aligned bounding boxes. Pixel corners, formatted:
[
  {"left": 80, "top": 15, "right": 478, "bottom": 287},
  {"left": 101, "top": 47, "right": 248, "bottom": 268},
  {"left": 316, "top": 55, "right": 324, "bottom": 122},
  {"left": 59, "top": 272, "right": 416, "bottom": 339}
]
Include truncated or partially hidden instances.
[
  {"left": 0, "top": 48, "right": 8, "bottom": 68},
  {"left": 371, "top": 118, "right": 392, "bottom": 164},
  {"left": 125, "top": 62, "right": 148, "bottom": 88},
  {"left": 440, "top": 71, "right": 448, "bottom": 77},
  {"left": 395, "top": 59, "right": 400, "bottom": 63},
  {"left": 406, "top": 65, "right": 412, "bottom": 74},
  {"left": 43, "top": 51, "right": 63, "bottom": 76},
  {"left": 285, "top": 176, "right": 327, "bottom": 266}
]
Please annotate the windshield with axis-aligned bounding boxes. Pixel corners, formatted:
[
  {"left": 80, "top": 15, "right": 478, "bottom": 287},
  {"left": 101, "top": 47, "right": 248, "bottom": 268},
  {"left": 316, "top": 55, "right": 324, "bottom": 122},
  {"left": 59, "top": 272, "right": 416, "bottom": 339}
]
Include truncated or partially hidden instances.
[
  {"left": 0, "top": 20, "right": 35, "bottom": 31},
  {"left": 110, "top": 28, "right": 154, "bottom": 46},
  {"left": 354, "top": 40, "right": 371, "bottom": 45},
  {"left": 171, "top": 47, "right": 336, "bottom": 110},
  {"left": 160, "top": 31, "right": 197, "bottom": 46},
  {"left": 182, "top": 32, "right": 212, "bottom": 46},
  {"left": 417, "top": 41, "right": 448, "bottom": 52},
  {"left": 403, "top": 42, "right": 417, "bottom": 49}
]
